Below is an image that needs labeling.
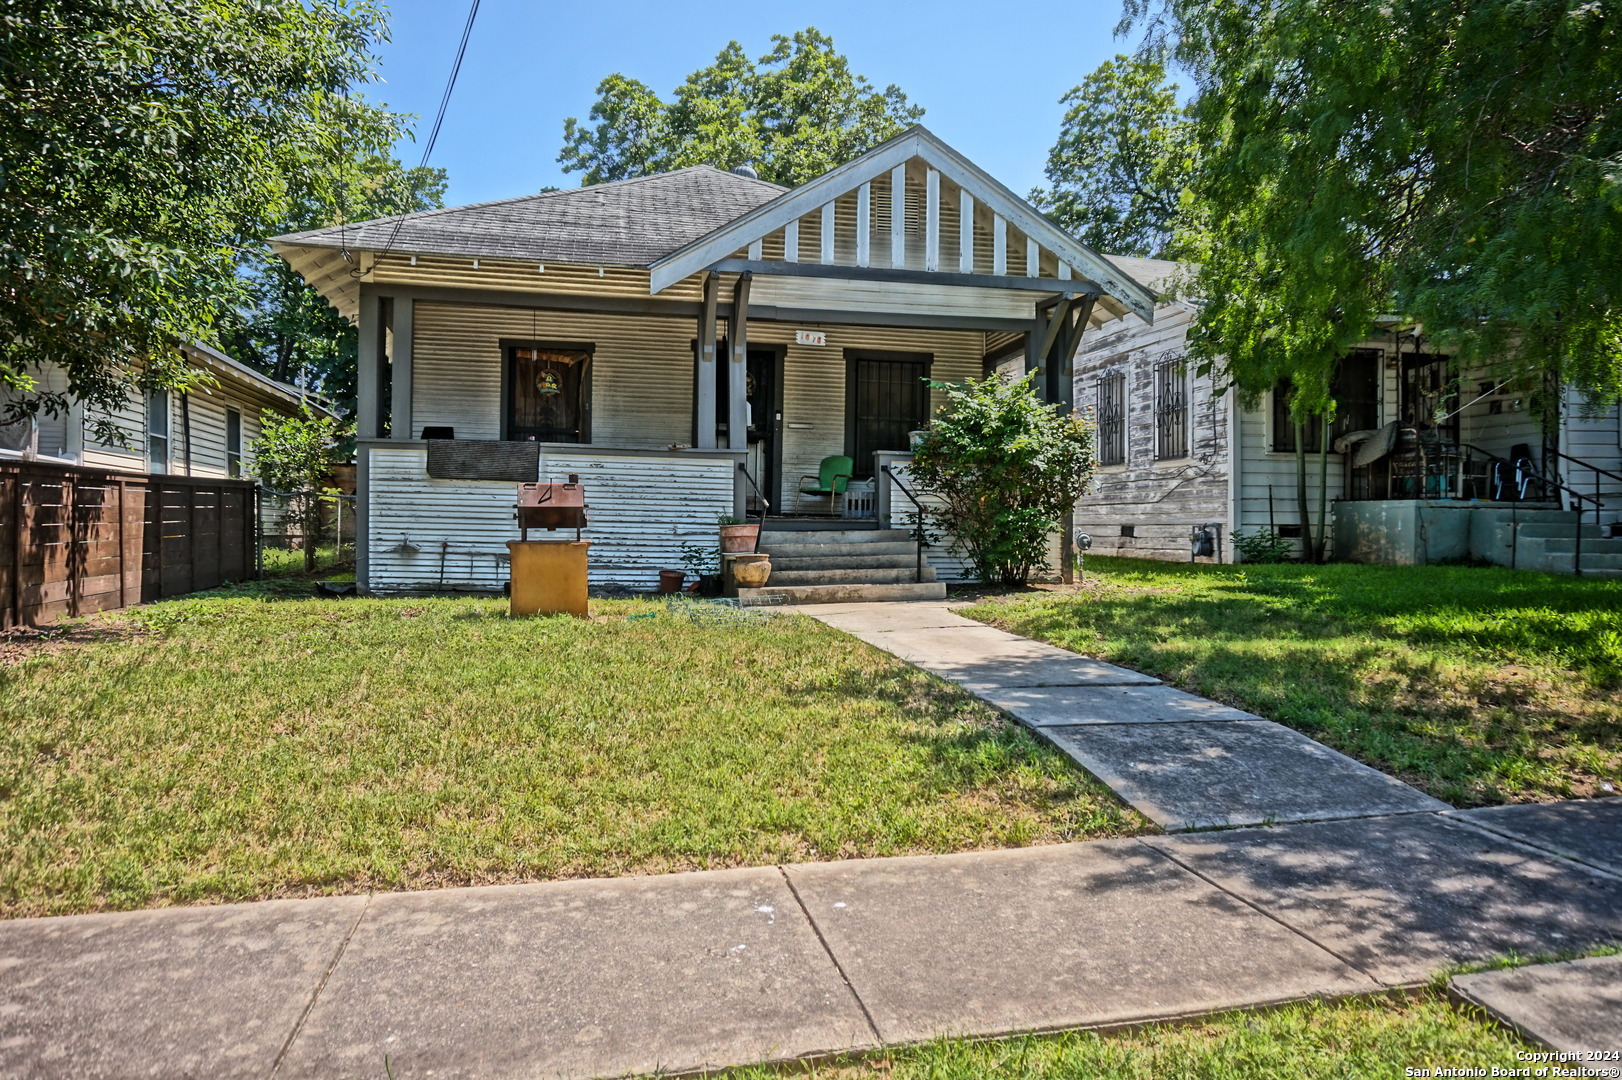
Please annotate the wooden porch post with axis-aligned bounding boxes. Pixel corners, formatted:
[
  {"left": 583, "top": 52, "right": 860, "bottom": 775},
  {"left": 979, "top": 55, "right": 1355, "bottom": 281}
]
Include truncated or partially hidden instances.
[
  {"left": 696, "top": 272, "right": 718, "bottom": 449},
  {"left": 356, "top": 290, "right": 382, "bottom": 440},
  {"left": 391, "top": 296, "right": 414, "bottom": 440},
  {"left": 728, "top": 273, "right": 752, "bottom": 451}
]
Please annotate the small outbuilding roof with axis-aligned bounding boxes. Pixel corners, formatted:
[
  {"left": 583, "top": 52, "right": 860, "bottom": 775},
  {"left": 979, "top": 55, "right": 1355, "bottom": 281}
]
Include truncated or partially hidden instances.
[{"left": 273, "top": 166, "right": 787, "bottom": 268}]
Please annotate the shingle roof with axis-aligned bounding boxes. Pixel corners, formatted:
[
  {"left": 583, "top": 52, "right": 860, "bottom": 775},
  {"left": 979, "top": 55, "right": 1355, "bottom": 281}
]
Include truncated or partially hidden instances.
[{"left": 273, "top": 166, "right": 788, "bottom": 267}]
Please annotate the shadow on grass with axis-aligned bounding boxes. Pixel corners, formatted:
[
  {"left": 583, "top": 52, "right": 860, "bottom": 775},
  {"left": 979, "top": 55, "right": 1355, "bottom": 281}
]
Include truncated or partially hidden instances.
[{"left": 970, "top": 559, "right": 1622, "bottom": 806}]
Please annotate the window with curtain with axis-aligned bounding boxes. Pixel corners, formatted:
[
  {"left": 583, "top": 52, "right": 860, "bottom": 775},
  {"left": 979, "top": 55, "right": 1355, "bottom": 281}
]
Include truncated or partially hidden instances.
[{"left": 507, "top": 346, "right": 589, "bottom": 442}]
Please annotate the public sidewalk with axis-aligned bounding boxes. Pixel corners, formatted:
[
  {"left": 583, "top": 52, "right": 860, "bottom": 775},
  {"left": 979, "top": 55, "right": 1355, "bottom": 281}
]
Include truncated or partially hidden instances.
[{"left": 3, "top": 604, "right": 1620, "bottom": 1078}]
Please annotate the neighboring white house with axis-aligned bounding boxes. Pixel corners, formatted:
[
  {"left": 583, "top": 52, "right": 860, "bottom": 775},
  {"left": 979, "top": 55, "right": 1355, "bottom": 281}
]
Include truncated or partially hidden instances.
[
  {"left": 271, "top": 125, "right": 1156, "bottom": 597},
  {"left": 1, "top": 340, "right": 322, "bottom": 480},
  {"left": 1070, "top": 256, "right": 1622, "bottom": 574}
]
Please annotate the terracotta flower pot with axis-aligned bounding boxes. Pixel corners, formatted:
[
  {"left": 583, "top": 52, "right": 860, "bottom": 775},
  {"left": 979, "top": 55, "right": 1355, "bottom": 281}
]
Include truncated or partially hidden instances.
[
  {"left": 657, "top": 568, "right": 685, "bottom": 594},
  {"left": 719, "top": 523, "right": 760, "bottom": 553}
]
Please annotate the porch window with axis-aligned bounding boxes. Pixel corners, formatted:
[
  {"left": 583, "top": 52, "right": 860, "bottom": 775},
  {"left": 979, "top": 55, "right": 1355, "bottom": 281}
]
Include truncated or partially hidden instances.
[
  {"left": 1097, "top": 372, "right": 1126, "bottom": 466},
  {"left": 1272, "top": 349, "right": 1382, "bottom": 453},
  {"left": 1154, "top": 356, "right": 1188, "bottom": 460},
  {"left": 506, "top": 345, "right": 590, "bottom": 443}
]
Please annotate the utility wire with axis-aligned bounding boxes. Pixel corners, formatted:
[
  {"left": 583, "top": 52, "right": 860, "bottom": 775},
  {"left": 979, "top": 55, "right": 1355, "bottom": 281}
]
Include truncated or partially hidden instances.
[{"left": 355, "top": 0, "right": 482, "bottom": 274}]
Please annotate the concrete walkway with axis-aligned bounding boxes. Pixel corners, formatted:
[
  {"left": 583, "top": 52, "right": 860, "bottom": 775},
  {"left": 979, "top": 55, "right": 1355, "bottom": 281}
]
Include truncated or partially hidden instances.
[
  {"left": 804, "top": 601, "right": 1451, "bottom": 831},
  {"left": 3, "top": 602, "right": 1619, "bottom": 1078}
]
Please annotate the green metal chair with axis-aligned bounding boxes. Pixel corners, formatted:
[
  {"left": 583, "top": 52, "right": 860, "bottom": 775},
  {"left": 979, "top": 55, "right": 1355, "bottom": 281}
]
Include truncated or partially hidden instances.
[{"left": 796, "top": 455, "right": 854, "bottom": 513}]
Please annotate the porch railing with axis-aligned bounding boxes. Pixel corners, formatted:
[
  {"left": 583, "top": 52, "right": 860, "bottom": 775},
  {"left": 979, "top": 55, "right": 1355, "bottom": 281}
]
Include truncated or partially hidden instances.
[{"left": 879, "top": 463, "right": 928, "bottom": 583}]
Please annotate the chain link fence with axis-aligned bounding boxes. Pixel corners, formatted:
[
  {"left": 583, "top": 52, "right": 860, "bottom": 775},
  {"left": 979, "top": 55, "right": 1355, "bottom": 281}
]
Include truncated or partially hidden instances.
[{"left": 257, "top": 489, "right": 356, "bottom": 578}]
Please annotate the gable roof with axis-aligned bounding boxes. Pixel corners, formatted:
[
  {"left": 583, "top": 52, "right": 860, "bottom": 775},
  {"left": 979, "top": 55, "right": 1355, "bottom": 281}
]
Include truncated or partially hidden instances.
[
  {"left": 647, "top": 126, "right": 1157, "bottom": 323},
  {"left": 272, "top": 166, "right": 787, "bottom": 268}
]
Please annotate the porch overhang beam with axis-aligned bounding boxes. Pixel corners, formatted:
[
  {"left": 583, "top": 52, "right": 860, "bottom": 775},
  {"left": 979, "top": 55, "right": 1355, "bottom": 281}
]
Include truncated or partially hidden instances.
[{"left": 708, "top": 258, "right": 1102, "bottom": 297}]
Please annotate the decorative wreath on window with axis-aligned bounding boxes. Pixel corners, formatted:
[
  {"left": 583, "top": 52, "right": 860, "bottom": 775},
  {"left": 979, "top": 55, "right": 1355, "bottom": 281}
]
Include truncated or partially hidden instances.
[{"left": 536, "top": 370, "right": 562, "bottom": 395}]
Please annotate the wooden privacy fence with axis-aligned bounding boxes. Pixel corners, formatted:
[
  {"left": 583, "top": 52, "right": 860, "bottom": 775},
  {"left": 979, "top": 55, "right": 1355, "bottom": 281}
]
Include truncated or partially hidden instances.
[{"left": 0, "top": 460, "right": 258, "bottom": 628}]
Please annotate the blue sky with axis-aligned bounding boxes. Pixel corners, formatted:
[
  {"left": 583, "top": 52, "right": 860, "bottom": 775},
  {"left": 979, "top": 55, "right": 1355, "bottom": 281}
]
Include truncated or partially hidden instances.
[{"left": 364, "top": 0, "right": 1140, "bottom": 207}]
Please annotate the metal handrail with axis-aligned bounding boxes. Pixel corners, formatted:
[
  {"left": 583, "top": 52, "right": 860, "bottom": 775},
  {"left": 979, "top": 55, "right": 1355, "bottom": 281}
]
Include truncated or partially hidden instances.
[
  {"left": 880, "top": 464, "right": 927, "bottom": 583},
  {"left": 735, "top": 462, "right": 770, "bottom": 552},
  {"left": 1546, "top": 446, "right": 1622, "bottom": 487}
]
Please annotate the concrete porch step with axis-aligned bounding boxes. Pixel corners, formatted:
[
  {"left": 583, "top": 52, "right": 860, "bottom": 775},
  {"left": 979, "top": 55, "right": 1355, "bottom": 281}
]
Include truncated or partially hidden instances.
[
  {"left": 739, "top": 581, "right": 947, "bottom": 604},
  {"left": 768, "top": 566, "right": 938, "bottom": 586},
  {"left": 1510, "top": 521, "right": 1615, "bottom": 539},
  {"left": 761, "top": 542, "right": 919, "bottom": 561},
  {"left": 760, "top": 528, "right": 914, "bottom": 546},
  {"left": 770, "top": 552, "right": 921, "bottom": 572}
]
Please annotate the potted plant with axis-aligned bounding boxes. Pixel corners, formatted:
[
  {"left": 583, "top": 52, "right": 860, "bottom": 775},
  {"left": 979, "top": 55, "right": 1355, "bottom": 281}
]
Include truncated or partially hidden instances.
[
  {"left": 717, "top": 512, "right": 760, "bottom": 553},
  {"left": 680, "top": 541, "right": 724, "bottom": 596}
]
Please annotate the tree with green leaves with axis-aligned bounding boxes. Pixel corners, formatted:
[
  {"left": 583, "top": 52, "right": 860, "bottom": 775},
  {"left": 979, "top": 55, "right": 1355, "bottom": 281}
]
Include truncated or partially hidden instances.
[
  {"left": 221, "top": 158, "right": 446, "bottom": 402},
  {"left": 1031, "top": 53, "right": 1197, "bottom": 258},
  {"left": 909, "top": 374, "right": 1097, "bottom": 587},
  {"left": 0, "top": 0, "right": 404, "bottom": 441},
  {"left": 559, "top": 29, "right": 924, "bottom": 188},
  {"left": 250, "top": 404, "right": 353, "bottom": 571},
  {"left": 1125, "top": 0, "right": 1622, "bottom": 408}
]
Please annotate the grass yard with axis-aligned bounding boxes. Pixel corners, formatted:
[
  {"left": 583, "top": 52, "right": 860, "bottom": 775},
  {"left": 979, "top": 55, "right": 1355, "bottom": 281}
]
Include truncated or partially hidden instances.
[
  {"left": 0, "top": 583, "right": 1145, "bottom": 918},
  {"left": 725, "top": 991, "right": 1530, "bottom": 1079},
  {"left": 961, "top": 556, "right": 1622, "bottom": 806}
]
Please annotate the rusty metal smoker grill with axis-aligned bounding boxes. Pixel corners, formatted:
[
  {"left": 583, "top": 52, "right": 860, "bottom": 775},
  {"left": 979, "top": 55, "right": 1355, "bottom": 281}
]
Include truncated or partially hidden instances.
[{"left": 514, "top": 474, "right": 587, "bottom": 540}]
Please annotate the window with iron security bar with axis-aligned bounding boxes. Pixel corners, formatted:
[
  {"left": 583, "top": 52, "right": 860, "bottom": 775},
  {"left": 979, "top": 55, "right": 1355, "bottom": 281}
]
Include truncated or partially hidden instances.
[
  {"left": 1097, "top": 373, "right": 1127, "bottom": 466},
  {"left": 1155, "top": 356, "right": 1189, "bottom": 460}
]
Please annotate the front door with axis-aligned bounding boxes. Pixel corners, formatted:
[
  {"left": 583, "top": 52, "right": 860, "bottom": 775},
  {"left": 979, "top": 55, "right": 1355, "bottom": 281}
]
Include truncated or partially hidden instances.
[
  {"left": 846, "top": 352, "right": 931, "bottom": 478},
  {"left": 712, "top": 345, "right": 784, "bottom": 511}
]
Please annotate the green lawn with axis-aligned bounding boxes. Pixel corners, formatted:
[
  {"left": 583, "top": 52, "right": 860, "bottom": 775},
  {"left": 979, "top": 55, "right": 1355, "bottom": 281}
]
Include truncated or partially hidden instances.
[
  {"left": 960, "top": 556, "right": 1622, "bottom": 806},
  {"left": 726, "top": 991, "right": 1529, "bottom": 1079},
  {"left": 0, "top": 584, "right": 1145, "bottom": 917}
]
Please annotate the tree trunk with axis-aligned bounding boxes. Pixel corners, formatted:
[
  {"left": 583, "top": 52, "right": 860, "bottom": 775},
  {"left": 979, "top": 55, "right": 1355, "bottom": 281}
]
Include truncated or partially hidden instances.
[
  {"left": 301, "top": 493, "right": 317, "bottom": 572},
  {"left": 1316, "top": 415, "right": 1331, "bottom": 564},
  {"left": 1295, "top": 422, "right": 1312, "bottom": 561}
]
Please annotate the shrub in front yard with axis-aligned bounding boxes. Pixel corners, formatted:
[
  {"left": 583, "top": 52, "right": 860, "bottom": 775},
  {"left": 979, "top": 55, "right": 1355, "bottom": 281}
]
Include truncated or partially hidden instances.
[{"left": 910, "top": 373, "right": 1096, "bottom": 586}]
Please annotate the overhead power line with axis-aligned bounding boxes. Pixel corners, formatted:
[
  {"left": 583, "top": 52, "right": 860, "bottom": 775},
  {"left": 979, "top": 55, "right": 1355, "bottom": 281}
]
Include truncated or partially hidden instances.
[{"left": 361, "top": 0, "right": 482, "bottom": 272}]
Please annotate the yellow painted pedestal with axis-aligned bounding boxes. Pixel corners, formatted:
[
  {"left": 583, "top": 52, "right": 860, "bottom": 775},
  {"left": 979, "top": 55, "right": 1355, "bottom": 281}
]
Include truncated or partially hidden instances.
[{"left": 506, "top": 540, "right": 590, "bottom": 617}]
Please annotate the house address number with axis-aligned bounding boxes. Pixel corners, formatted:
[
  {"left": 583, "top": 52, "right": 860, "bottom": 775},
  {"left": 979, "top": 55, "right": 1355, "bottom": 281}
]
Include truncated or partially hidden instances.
[{"left": 795, "top": 330, "right": 826, "bottom": 347}]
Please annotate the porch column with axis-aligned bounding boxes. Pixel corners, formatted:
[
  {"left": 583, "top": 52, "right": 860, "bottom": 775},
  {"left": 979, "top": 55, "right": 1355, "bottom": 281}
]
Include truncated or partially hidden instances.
[
  {"left": 728, "top": 272, "right": 752, "bottom": 451},
  {"left": 696, "top": 272, "right": 718, "bottom": 449},
  {"left": 391, "top": 296, "right": 414, "bottom": 440},
  {"left": 356, "top": 290, "right": 381, "bottom": 440}
]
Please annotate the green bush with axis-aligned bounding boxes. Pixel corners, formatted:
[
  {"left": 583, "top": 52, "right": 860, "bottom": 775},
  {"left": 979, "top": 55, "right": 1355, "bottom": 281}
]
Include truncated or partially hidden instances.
[
  {"left": 909, "top": 373, "right": 1096, "bottom": 586},
  {"left": 1232, "top": 529, "right": 1296, "bottom": 564}
]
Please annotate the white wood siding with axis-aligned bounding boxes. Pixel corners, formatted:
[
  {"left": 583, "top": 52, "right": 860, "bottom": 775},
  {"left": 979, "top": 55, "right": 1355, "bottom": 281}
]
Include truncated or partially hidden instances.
[
  {"left": 1071, "top": 306, "right": 1232, "bottom": 561},
  {"left": 412, "top": 302, "right": 698, "bottom": 446},
  {"left": 407, "top": 302, "right": 988, "bottom": 511},
  {"left": 365, "top": 444, "right": 735, "bottom": 592},
  {"left": 1562, "top": 386, "right": 1622, "bottom": 512}
]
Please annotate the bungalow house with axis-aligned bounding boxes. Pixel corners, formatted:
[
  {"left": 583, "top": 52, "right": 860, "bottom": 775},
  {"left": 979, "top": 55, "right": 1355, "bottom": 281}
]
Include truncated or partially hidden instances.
[
  {"left": 271, "top": 126, "right": 1156, "bottom": 600},
  {"left": 1069, "top": 256, "right": 1622, "bottom": 575},
  {"left": 1, "top": 340, "right": 321, "bottom": 480}
]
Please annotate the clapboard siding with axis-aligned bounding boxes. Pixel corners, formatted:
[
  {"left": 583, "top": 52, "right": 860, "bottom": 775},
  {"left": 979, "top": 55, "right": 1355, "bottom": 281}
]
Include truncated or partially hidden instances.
[
  {"left": 765, "top": 324, "right": 984, "bottom": 511},
  {"left": 409, "top": 304, "right": 986, "bottom": 511},
  {"left": 1562, "top": 387, "right": 1622, "bottom": 511},
  {"left": 365, "top": 444, "right": 736, "bottom": 592},
  {"left": 373, "top": 259, "right": 707, "bottom": 304},
  {"left": 412, "top": 302, "right": 698, "bottom": 446},
  {"left": 20, "top": 358, "right": 300, "bottom": 479},
  {"left": 1071, "top": 305, "right": 1232, "bottom": 561}
]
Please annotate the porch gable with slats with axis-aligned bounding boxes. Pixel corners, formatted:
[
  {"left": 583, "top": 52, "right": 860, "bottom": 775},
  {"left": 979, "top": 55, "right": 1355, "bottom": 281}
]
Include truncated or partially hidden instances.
[{"left": 647, "top": 126, "right": 1156, "bottom": 327}]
